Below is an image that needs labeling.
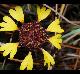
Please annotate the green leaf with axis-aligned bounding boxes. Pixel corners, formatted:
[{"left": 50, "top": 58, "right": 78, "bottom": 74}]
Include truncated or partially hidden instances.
[{"left": 62, "top": 28, "right": 80, "bottom": 38}]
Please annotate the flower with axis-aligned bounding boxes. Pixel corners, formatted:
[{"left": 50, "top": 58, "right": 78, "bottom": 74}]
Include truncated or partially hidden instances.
[
  {"left": 0, "top": 43, "right": 19, "bottom": 59},
  {"left": 20, "top": 52, "right": 33, "bottom": 70},
  {"left": 0, "top": 5, "right": 64, "bottom": 70},
  {"left": 42, "top": 49, "right": 55, "bottom": 70},
  {"left": 48, "top": 34, "right": 62, "bottom": 49}
]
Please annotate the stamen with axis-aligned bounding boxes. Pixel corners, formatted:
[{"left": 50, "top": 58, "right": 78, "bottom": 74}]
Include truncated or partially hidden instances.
[{"left": 19, "top": 21, "right": 49, "bottom": 49}]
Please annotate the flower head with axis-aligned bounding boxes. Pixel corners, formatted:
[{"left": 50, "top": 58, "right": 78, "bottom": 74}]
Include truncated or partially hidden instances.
[
  {"left": 19, "top": 21, "right": 48, "bottom": 49},
  {"left": 0, "top": 5, "right": 64, "bottom": 70}
]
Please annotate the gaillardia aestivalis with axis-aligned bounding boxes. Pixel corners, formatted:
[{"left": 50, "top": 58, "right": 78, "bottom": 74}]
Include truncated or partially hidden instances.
[{"left": 0, "top": 5, "right": 64, "bottom": 70}]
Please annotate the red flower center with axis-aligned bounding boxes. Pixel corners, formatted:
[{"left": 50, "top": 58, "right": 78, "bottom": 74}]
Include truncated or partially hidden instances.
[{"left": 19, "top": 21, "right": 48, "bottom": 49}]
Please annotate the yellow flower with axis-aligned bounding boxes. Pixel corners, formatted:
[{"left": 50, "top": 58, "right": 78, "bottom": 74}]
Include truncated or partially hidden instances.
[
  {"left": 0, "top": 43, "right": 19, "bottom": 59},
  {"left": 47, "top": 19, "right": 64, "bottom": 33},
  {"left": 42, "top": 49, "right": 55, "bottom": 70},
  {"left": 48, "top": 34, "right": 62, "bottom": 49},
  {"left": 0, "top": 16, "right": 18, "bottom": 31},
  {"left": 9, "top": 6, "right": 24, "bottom": 23},
  {"left": 37, "top": 5, "right": 51, "bottom": 22},
  {"left": 20, "top": 52, "right": 33, "bottom": 70},
  {"left": 0, "top": 5, "right": 64, "bottom": 70}
]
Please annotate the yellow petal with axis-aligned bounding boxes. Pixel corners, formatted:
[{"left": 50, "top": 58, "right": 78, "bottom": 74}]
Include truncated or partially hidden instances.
[
  {"left": 3, "top": 47, "right": 12, "bottom": 57},
  {"left": 10, "top": 43, "right": 19, "bottom": 59},
  {"left": 20, "top": 52, "right": 33, "bottom": 70},
  {"left": 0, "top": 43, "right": 18, "bottom": 58},
  {"left": 9, "top": 6, "right": 24, "bottom": 23},
  {"left": 0, "top": 44, "right": 6, "bottom": 51},
  {"left": 37, "top": 5, "right": 51, "bottom": 22},
  {"left": 0, "top": 43, "right": 12, "bottom": 52},
  {"left": 42, "top": 49, "right": 55, "bottom": 69},
  {"left": 48, "top": 34, "right": 62, "bottom": 49},
  {"left": 47, "top": 19, "right": 64, "bottom": 33},
  {"left": 0, "top": 16, "right": 18, "bottom": 31},
  {"left": 41, "top": 6, "right": 46, "bottom": 12}
]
